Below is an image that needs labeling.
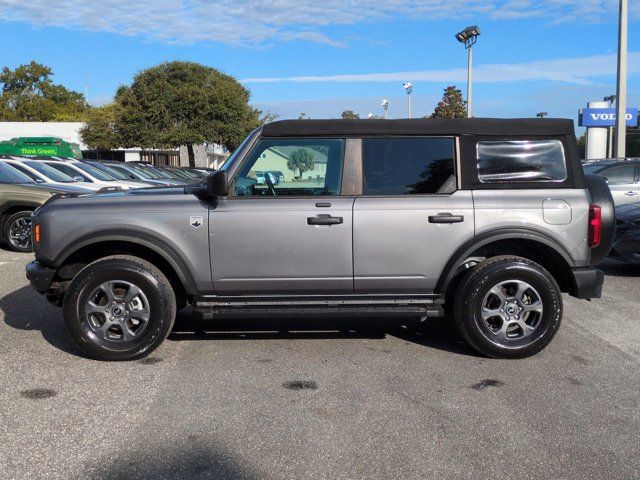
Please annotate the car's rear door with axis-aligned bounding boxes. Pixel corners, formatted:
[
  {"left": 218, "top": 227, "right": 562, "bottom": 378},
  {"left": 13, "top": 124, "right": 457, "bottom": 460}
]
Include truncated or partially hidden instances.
[
  {"left": 599, "top": 163, "right": 639, "bottom": 206},
  {"left": 353, "top": 137, "right": 474, "bottom": 293},
  {"left": 210, "top": 137, "right": 355, "bottom": 295}
]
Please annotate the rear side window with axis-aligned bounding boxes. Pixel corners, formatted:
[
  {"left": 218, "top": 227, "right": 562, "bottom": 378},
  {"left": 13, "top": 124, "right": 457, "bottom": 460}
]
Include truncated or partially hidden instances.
[
  {"left": 477, "top": 140, "right": 567, "bottom": 183},
  {"left": 362, "top": 137, "right": 455, "bottom": 195},
  {"left": 599, "top": 164, "right": 636, "bottom": 184}
]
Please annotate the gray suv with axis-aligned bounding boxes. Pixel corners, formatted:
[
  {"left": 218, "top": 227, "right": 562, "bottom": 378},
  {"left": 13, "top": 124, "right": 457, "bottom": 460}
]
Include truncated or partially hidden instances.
[{"left": 26, "top": 118, "right": 614, "bottom": 361}]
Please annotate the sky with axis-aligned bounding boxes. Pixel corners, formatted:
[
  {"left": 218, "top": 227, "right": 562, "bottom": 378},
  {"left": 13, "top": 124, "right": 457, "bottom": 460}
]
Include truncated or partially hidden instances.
[{"left": 0, "top": 0, "right": 638, "bottom": 127}]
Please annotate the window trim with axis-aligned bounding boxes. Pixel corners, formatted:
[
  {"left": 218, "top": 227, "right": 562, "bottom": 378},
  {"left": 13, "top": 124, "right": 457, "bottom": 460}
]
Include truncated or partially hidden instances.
[
  {"left": 359, "top": 135, "right": 458, "bottom": 197},
  {"left": 476, "top": 139, "right": 568, "bottom": 184},
  {"left": 228, "top": 136, "right": 348, "bottom": 198}
]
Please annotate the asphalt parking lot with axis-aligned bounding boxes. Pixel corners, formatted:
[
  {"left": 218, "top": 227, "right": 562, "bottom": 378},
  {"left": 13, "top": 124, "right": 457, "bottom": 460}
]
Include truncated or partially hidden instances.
[{"left": 1, "top": 247, "right": 639, "bottom": 480}]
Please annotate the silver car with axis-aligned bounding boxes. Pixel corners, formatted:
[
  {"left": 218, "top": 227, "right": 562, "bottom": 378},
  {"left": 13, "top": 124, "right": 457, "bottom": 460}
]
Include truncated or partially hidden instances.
[{"left": 583, "top": 159, "right": 640, "bottom": 206}]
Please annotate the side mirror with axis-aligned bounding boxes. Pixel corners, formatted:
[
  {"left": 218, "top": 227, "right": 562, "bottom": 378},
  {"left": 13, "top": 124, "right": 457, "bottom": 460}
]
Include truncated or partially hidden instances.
[{"left": 207, "top": 170, "right": 229, "bottom": 196}]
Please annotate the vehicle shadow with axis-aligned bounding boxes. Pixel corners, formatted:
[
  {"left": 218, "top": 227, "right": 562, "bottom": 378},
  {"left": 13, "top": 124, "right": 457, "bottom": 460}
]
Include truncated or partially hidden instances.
[
  {"left": 600, "top": 258, "right": 640, "bottom": 277},
  {"left": 0, "top": 285, "right": 82, "bottom": 357},
  {"left": 170, "top": 308, "right": 478, "bottom": 357}
]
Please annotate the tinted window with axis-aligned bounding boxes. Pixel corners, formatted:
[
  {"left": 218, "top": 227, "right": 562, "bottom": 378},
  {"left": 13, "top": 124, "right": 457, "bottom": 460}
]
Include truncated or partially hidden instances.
[
  {"left": 362, "top": 137, "right": 455, "bottom": 195},
  {"left": 73, "top": 162, "right": 116, "bottom": 181},
  {"left": 0, "top": 162, "right": 35, "bottom": 183},
  {"left": 25, "top": 161, "right": 75, "bottom": 182},
  {"left": 600, "top": 164, "right": 635, "bottom": 184},
  {"left": 87, "top": 162, "right": 130, "bottom": 180},
  {"left": 477, "top": 140, "right": 567, "bottom": 183},
  {"left": 45, "top": 162, "right": 90, "bottom": 182},
  {"left": 8, "top": 163, "right": 40, "bottom": 181},
  {"left": 235, "top": 139, "right": 344, "bottom": 196}
]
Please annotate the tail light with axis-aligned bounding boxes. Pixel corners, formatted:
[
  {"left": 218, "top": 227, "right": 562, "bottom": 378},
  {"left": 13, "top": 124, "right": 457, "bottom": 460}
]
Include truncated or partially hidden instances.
[
  {"left": 588, "top": 205, "right": 601, "bottom": 248},
  {"left": 33, "top": 224, "right": 40, "bottom": 244}
]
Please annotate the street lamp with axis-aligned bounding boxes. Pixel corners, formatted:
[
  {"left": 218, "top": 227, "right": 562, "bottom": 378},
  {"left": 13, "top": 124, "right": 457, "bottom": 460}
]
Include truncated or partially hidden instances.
[
  {"left": 604, "top": 95, "right": 616, "bottom": 158},
  {"left": 402, "top": 82, "right": 413, "bottom": 118},
  {"left": 536, "top": 112, "right": 548, "bottom": 118},
  {"left": 381, "top": 98, "right": 389, "bottom": 119},
  {"left": 455, "top": 25, "right": 480, "bottom": 118}
]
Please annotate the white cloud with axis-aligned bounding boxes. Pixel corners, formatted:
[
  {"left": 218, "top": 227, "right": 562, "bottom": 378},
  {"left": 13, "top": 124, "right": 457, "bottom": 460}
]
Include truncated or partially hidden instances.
[
  {"left": 243, "top": 52, "right": 640, "bottom": 85},
  {"left": 0, "top": 0, "right": 632, "bottom": 47}
]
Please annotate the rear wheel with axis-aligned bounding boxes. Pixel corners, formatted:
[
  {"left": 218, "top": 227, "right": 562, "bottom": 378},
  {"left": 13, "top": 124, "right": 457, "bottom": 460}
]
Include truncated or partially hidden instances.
[
  {"left": 453, "top": 256, "right": 562, "bottom": 358},
  {"left": 4, "top": 211, "right": 33, "bottom": 252},
  {"left": 63, "top": 255, "right": 176, "bottom": 361}
]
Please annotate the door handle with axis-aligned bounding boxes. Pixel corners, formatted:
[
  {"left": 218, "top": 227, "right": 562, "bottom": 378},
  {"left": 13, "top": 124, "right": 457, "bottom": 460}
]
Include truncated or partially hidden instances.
[
  {"left": 307, "top": 214, "right": 343, "bottom": 226},
  {"left": 624, "top": 191, "right": 638, "bottom": 196},
  {"left": 428, "top": 213, "right": 464, "bottom": 224}
]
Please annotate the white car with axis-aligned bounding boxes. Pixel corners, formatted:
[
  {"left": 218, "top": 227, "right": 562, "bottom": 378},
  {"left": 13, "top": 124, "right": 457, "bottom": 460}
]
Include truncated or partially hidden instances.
[
  {"left": 39, "top": 159, "right": 153, "bottom": 190},
  {"left": 2, "top": 157, "right": 105, "bottom": 192}
]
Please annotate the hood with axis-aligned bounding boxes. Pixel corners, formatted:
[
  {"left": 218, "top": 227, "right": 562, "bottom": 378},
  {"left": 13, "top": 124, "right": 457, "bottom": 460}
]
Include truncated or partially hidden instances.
[{"left": 615, "top": 202, "right": 640, "bottom": 222}]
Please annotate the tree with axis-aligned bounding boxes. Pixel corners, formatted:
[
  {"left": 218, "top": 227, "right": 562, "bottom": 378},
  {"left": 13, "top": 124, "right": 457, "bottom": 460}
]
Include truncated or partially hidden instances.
[
  {"left": 287, "top": 148, "right": 315, "bottom": 179},
  {"left": 259, "top": 111, "right": 279, "bottom": 125},
  {"left": 341, "top": 110, "right": 360, "bottom": 120},
  {"left": 429, "top": 85, "right": 467, "bottom": 119},
  {"left": 79, "top": 103, "right": 123, "bottom": 150},
  {"left": 83, "top": 61, "right": 260, "bottom": 166},
  {"left": 0, "top": 61, "right": 89, "bottom": 121}
]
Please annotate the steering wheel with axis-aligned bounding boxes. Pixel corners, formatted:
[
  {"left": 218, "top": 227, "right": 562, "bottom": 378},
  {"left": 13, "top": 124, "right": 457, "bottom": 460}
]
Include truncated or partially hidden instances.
[{"left": 264, "top": 173, "right": 277, "bottom": 196}]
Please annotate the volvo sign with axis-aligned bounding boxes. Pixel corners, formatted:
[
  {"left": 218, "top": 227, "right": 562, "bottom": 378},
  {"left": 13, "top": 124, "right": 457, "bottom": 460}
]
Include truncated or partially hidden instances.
[{"left": 579, "top": 108, "right": 638, "bottom": 127}]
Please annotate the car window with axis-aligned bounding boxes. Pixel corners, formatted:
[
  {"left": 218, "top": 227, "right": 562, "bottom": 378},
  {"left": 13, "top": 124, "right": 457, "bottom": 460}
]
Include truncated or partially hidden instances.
[
  {"left": 25, "top": 161, "right": 75, "bottom": 182},
  {"left": 88, "top": 162, "right": 130, "bottom": 180},
  {"left": 7, "top": 163, "right": 42, "bottom": 182},
  {"left": 477, "top": 140, "right": 567, "bottom": 183},
  {"left": 45, "top": 162, "right": 91, "bottom": 182},
  {"left": 362, "top": 137, "right": 455, "bottom": 195},
  {"left": 73, "top": 162, "right": 116, "bottom": 181},
  {"left": 234, "top": 139, "right": 344, "bottom": 196},
  {"left": 600, "top": 164, "right": 636, "bottom": 184},
  {"left": 0, "top": 162, "right": 36, "bottom": 183}
]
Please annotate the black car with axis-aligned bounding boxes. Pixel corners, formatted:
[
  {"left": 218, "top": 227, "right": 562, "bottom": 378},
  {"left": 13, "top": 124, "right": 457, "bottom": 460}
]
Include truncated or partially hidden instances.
[{"left": 610, "top": 202, "right": 640, "bottom": 264}]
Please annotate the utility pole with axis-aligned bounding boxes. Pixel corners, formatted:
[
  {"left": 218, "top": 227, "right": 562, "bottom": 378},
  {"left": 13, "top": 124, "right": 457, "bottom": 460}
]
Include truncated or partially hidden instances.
[
  {"left": 604, "top": 95, "right": 616, "bottom": 158},
  {"left": 615, "top": 0, "right": 628, "bottom": 158}
]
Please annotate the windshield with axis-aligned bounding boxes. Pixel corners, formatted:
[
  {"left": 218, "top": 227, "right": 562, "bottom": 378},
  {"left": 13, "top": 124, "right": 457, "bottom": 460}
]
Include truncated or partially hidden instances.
[
  {"left": 25, "top": 161, "right": 76, "bottom": 182},
  {"left": 88, "top": 162, "right": 131, "bottom": 180},
  {"left": 128, "top": 164, "right": 163, "bottom": 179},
  {"left": 73, "top": 162, "right": 116, "bottom": 181},
  {"left": 0, "top": 162, "right": 36, "bottom": 184}
]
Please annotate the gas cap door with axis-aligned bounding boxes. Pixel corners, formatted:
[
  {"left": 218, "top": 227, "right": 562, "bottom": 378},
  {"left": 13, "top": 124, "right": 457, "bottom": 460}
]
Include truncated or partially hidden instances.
[{"left": 542, "top": 199, "right": 572, "bottom": 225}]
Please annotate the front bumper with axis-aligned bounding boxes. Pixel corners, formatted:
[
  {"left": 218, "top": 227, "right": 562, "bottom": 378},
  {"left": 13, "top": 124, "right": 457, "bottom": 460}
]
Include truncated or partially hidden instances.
[
  {"left": 26, "top": 261, "right": 56, "bottom": 293},
  {"left": 570, "top": 267, "right": 604, "bottom": 299}
]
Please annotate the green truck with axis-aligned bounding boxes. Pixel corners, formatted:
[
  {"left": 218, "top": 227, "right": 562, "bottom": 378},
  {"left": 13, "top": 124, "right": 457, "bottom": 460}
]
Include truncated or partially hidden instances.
[{"left": 0, "top": 137, "right": 82, "bottom": 159}]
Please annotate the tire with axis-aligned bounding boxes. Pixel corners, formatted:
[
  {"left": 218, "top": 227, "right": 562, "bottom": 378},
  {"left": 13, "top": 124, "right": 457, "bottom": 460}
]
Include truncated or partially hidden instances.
[
  {"left": 453, "top": 256, "right": 562, "bottom": 359},
  {"left": 62, "top": 255, "right": 176, "bottom": 361},
  {"left": 3, "top": 211, "right": 33, "bottom": 252}
]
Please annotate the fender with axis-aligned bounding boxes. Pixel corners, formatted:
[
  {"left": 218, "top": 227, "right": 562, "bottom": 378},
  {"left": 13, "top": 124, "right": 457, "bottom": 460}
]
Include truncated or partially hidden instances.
[
  {"left": 52, "top": 229, "right": 198, "bottom": 295},
  {"left": 436, "top": 227, "right": 576, "bottom": 294}
]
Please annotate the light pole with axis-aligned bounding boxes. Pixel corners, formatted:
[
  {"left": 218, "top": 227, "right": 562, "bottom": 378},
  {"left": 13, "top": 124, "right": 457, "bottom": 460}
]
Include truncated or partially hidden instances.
[
  {"left": 615, "top": 0, "right": 628, "bottom": 158},
  {"left": 455, "top": 25, "right": 480, "bottom": 118},
  {"left": 381, "top": 99, "right": 389, "bottom": 119},
  {"left": 536, "top": 112, "right": 548, "bottom": 119},
  {"left": 403, "top": 82, "right": 413, "bottom": 118},
  {"left": 604, "top": 95, "right": 616, "bottom": 158}
]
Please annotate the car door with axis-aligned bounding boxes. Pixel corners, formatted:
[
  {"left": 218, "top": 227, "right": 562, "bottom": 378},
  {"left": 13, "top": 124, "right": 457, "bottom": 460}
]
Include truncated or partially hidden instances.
[
  {"left": 210, "top": 137, "right": 354, "bottom": 295},
  {"left": 600, "top": 163, "right": 639, "bottom": 206},
  {"left": 353, "top": 137, "right": 474, "bottom": 293}
]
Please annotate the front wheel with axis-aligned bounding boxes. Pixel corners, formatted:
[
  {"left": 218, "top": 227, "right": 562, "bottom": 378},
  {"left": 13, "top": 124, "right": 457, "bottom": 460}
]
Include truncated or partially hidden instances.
[
  {"left": 4, "top": 211, "right": 33, "bottom": 252},
  {"left": 453, "top": 256, "right": 562, "bottom": 359},
  {"left": 63, "top": 255, "right": 176, "bottom": 361}
]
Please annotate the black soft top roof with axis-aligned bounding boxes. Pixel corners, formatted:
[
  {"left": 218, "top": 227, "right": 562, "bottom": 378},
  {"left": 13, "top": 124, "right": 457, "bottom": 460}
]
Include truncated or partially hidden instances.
[{"left": 261, "top": 118, "right": 575, "bottom": 137}]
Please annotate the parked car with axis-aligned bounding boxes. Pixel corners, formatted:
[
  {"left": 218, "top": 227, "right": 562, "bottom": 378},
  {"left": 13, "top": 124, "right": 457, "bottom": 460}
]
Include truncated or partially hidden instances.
[
  {"left": 0, "top": 156, "right": 106, "bottom": 192},
  {"left": 93, "top": 161, "right": 178, "bottom": 186},
  {"left": 160, "top": 165, "right": 208, "bottom": 181},
  {"left": 126, "top": 162, "right": 192, "bottom": 185},
  {"left": 0, "top": 162, "right": 92, "bottom": 252},
  {"left": 26, "top": 118, "right": 614, "bottom": 361},
  {"left": 609, "top": 202, "right": 640, "bottom": 264},
  {"left": 254, "top": 171, "right": 280, "bottom": 185},
  {"left": 34, "top": 158, "right": 153, "bottom": 190},
  {"left": 583, "top": 159, "right": 640, "bottom": 206}
]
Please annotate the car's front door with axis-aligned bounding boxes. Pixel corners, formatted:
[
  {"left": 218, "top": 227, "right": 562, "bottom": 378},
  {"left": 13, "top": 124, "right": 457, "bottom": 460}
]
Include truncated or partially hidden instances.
[
  {"left": 600, "top": 163, "right": 639, "bottom": 206},
  {"left": 353, "top": 137, "right": 475, "bottom": 293},
  {"left": 210, "top": 138, "right": 354, "bottom": 295}
]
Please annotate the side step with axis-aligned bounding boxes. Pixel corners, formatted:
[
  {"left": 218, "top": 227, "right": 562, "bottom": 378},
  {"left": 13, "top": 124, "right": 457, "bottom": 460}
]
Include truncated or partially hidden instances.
[{"left": 192, "top": 294, "right": 444, "bottom": 320}]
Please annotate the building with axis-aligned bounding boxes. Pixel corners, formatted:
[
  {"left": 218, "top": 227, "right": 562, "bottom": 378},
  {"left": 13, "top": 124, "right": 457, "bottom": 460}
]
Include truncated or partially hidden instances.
[{"left": 0, "top": 122, "right": 229, "bottom": 168}]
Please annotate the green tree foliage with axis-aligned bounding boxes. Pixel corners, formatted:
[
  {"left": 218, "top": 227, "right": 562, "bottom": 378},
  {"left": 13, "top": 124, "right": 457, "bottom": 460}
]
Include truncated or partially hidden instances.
[
  {"left": 0, "top": 61, "right": 89, "bottom": 121},
  {"left": 341, "top": 110, "right": 360, "bottom": 119},
  {"left": 287, "top": 148, "right": 315, "bottom": 179},
  {"left": 429, "top": 85, "right": 467, "bottom": 119},
  {"left": 79, "top": 103, "right": 123, "bottom": 150},
  {"left": 81, "top": 61, "right": 259, "bottom": 166},
  {"left": 259, "top": 111, "right": 279, "bottom": 125}
]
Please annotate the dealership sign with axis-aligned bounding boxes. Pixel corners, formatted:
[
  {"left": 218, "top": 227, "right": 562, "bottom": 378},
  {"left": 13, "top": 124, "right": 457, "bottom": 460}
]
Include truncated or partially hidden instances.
[{"left": 579, "top": 108, "right": 638, "bottom": 127}]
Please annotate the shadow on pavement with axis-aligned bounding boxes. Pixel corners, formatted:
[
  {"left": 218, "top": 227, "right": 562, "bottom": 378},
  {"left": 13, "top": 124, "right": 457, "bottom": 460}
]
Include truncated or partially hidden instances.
[
  {"left": 600, "top": 258, "right": 640, "bottom": 277},
  {"left": 170, "top": 308, "right": 478, "bottom": 357},
  {"left": 0, "top": 285, "right": 81, "bottom": 357},
  {"left": 83, "top": 437, "right": 259, "bottom": 480}
]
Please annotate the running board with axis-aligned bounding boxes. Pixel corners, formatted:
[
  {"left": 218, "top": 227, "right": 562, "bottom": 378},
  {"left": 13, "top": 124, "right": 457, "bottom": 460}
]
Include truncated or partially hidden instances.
[{"left": 192, "top": 294, "right": 444, "bottom": 320}]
